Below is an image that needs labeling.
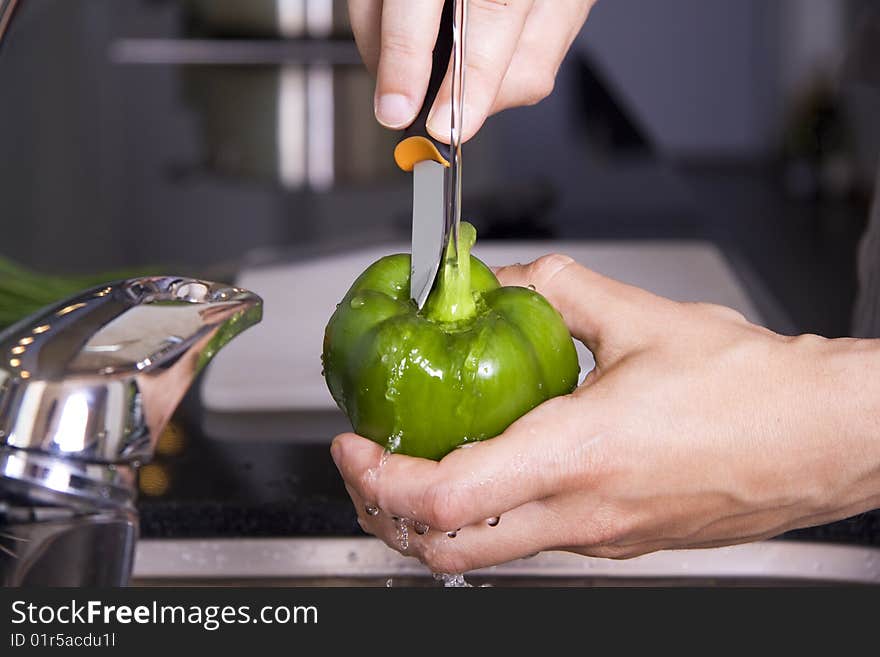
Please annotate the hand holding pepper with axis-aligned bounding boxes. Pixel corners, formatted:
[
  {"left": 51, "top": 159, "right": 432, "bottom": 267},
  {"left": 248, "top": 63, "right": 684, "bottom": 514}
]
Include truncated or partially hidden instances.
[{"left": 331, "top": 254, "right": 880, "bottom": 573}]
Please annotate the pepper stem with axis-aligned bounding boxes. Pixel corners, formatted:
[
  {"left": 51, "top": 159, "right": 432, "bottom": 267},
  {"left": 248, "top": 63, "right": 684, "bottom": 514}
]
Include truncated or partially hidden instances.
[{"left": 422, "top": 221, "right": 477, "bottom": 323}]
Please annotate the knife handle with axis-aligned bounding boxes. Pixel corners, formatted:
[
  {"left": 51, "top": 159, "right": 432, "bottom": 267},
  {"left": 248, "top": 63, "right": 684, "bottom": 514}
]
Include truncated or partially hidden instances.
[{"left": 393, "top": 0, "right": 453, "bottom": 172}]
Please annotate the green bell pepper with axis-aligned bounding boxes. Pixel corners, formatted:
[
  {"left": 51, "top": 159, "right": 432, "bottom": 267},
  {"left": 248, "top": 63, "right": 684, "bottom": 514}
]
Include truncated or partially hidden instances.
[{"left": 322, "top": 222, "right": 580, "bottom": 460}]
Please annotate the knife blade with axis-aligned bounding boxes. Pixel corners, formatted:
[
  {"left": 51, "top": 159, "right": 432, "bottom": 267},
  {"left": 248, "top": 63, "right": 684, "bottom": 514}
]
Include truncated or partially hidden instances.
[{"left": 410, "top": 159, "right": 449, "bottom": 308}]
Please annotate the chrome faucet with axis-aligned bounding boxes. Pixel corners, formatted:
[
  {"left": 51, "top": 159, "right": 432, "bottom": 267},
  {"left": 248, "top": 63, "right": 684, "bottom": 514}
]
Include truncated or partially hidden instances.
[{"left": 0, "top": 276, "right": 262, "bottom": 585}]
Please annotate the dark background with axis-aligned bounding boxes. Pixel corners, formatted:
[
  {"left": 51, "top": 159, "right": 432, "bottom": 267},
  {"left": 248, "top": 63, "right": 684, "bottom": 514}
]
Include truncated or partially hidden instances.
[{"left": 1, "top": 0, "right": 879, "bottom": 338}]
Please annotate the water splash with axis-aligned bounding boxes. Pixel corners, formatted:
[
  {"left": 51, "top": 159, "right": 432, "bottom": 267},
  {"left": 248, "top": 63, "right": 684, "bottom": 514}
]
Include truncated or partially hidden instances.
[
  {"left": 365, "top": 448, "right": 393, "bottom": 485},
  {"left": 381, "top": 443, "right": 396, "bottom": 462},
  {"left": 433, "top": 573, "right": 472, "bottom": 588}
]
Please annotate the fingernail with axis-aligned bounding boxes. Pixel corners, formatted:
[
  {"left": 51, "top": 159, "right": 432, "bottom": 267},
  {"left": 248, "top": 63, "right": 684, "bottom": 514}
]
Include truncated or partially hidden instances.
[
  {"left": 375, "top": 93, "right": 416, "bottom": 128},
  {"left": 330, "top": 439, "right": 343, "bottom": 469},
  {"left": 426, "top": 103, "right": 451, "bottom": 141}
]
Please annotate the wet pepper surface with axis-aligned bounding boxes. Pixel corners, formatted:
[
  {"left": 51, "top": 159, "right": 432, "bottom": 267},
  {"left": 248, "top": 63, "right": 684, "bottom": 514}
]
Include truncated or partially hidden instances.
[{"left": 322, "top": 222, "right": 580, "bottom": 460}]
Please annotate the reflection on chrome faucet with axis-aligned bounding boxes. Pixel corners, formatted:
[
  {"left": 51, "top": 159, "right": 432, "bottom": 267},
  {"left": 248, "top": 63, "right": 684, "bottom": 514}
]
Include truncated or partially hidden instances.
[{"left": 0, "top": 276, "right": 262, "bottom": 586}]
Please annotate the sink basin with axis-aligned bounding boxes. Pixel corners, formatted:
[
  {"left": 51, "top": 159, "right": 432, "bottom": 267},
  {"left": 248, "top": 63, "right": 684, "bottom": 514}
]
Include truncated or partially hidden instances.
[{"left": 131, "top": 538, "right": 880, "bottom": 587}]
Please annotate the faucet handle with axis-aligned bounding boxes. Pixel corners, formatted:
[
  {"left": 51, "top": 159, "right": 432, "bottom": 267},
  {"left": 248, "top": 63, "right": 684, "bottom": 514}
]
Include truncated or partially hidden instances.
[{"left": 0, "top": 277, "right": 262, "bottom": 471}]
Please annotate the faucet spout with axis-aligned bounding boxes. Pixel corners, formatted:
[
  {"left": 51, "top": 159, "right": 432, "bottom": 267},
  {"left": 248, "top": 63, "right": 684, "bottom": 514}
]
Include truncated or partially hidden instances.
[
  {"left": 0, "top": 276, "right": 262, "bottom": 466},
  {"left": 0, "top": 277, "right": 262, "bottom": 585}
]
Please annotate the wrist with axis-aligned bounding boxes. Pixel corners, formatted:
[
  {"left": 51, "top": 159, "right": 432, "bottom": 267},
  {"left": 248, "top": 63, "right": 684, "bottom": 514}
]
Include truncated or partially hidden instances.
[{"left": 801, "top": 335, "right": 880, "bottom": 515}]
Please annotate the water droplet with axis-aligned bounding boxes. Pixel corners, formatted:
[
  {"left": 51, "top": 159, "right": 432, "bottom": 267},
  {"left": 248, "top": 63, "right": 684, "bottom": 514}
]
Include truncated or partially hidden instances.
[
  {"left": 350, "top": 296, "right": 366, "bottom": 308},
  {"left": 395, "top": 517, "right": 410, "bottom": 550},
  {"left": 527, "top": 284, "right": 536, "bottom": 291},
  {"left": 365, "top": 504, "right": 379, "bottom": 516},
  {"left": 391, "top": 516, "right": 399, "bottom": 522},
  {"left": 487, "top": 516, "right": 500, "bottom": 527},
  {"left": 385, "top": 434, "right": 401, "bottom": 454},
  {"left": 414, "top": 521, "right": 429, "bottom": 535},
  {"left": 385, "top": 578, "right": 394, "bottom": 587},
  {"left": 446, "top": 529, "right": 460, "bottom": 538}
]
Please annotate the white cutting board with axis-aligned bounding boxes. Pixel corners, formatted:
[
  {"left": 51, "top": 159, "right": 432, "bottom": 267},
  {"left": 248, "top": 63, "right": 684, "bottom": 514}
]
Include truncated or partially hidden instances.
[{"left": 201, "top": 241, "right": 763, "bottom": 412}]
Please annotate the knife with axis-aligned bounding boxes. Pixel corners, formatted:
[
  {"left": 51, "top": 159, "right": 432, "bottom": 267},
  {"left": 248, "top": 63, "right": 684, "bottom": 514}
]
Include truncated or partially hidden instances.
[{"left": 394, "top": 1, "right": 455, "bottom": 309}]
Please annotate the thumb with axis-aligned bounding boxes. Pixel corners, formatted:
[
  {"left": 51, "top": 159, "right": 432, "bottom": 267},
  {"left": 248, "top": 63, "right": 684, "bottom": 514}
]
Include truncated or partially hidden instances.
[{"left": 494, "top": 254, "right": 662, "bottom": 355}]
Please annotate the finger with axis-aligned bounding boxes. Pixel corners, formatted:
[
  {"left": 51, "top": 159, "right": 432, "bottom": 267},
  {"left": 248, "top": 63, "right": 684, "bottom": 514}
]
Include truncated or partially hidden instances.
[
  {"left": 426, "top": 0, "right": 535, "bottom": 143},
  {"left": 408, "top": 499, "right": 568, "bottom": 573},
  {"left": 492, "top": 0, "right": 593, "bottom": 113},
  {"left": 373, "top": 0, "right": 445, "bottom": 129},
  {"left": 345, "top": 481, "right": 425, "bottom": 556},
  {"left": 347, "top": 486, "right": 571, "bottom": 574},
  {"left": 494, "top": 254, "right": 662, "bottom": 353},
  {"left": 347, "top": 0, "right": 382, "bottom": 75},
  {"left": 343, "top": 482, "right": 374, "bottom": 536},
  {"left": 331, "top": 393, "right": 592, "bottom": 531}
]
